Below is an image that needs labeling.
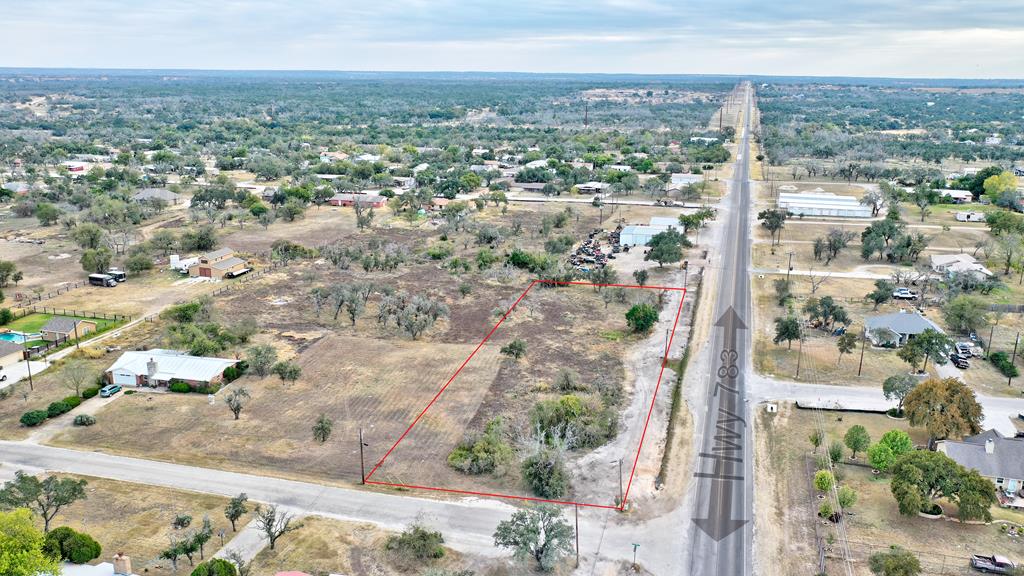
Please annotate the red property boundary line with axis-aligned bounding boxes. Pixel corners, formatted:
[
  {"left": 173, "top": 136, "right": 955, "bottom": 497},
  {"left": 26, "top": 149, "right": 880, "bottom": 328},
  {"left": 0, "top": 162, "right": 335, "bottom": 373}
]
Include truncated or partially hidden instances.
[{"left": 364, "top": 278, "right": 688, "bottom": 510}]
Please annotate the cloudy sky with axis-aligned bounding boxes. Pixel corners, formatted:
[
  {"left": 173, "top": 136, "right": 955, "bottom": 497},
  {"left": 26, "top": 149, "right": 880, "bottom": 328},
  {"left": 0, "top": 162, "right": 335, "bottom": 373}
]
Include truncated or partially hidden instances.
[{"left": 5, "top": 0, "right": 1024, "bottom": 78}]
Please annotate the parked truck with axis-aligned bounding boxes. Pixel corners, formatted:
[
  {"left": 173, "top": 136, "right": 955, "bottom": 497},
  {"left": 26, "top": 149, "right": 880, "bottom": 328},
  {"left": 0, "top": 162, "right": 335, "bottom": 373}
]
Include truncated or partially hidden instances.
[{"left": 971, "top": 554, "right": 1016, "bottom": 574}]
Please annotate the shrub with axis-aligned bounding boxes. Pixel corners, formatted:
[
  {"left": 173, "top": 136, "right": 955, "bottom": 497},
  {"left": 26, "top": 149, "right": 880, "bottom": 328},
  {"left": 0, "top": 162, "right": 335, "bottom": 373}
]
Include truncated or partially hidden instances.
[
  {"left": 499, "top": 339, "right": 527, "bottom": 360},
  {"left": 447, "top": 419, "right": 513, "bottom": 476},
  {"left": 44, "top": 526, "right": 101, "bottom": 564},
  {"left": 522, "top": 449, "right": 569, "bottom": 499},
  {"left": 813, "top": 470, "right": 835, "bottom": 492},
  {"left": 990, "top": 352, "right": 1020, "bottom": 378},
  {"left": 625, "top": 304, "right": 658, "bottom": 333},
  {"left": 172, "top": 514, "right": 192, "bottom": 529},
  {"left": 20, "top": 410, "right": 49, "bottom": 427},
  {"left": 124, "top": 390, "right": 136, "bottom": 395},
  {"left": 385, "top": 524, "right": 445, "bottom": 567},
  {"left": 82, "top": 386, "right": 100, "bottom": 399},
  {"left": 47, "top": 401, "right": 72, "bottom": 418},
  {"left": 62, "top": 396, "right": 83, "bottom": 409},
  {"left": 818, "top": 501, "right": 835, "bottom": 520},
  {"left": 73, "top": 414, "right": 96, "bottom": 427},
  {"left": 169, "top": 380, "right": 192, "bottom": 393},
  {"left": 427, "top": 242, "right": 454, "bottom": 260},
  {"left": 190, "top": 558, "right": 238, "bottom": 576},
  {"left": 530, "top": 394, "right": 617, "bottom": 450},
  {"left": 0, "top": 308, "right": 14, "bottom": 324}
]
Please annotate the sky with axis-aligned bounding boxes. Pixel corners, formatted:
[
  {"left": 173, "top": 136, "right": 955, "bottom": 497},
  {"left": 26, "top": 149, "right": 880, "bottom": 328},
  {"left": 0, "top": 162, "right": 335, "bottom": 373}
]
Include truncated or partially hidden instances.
[{"left": 5, "top": 0, "right": 1024, "bottom": 79}]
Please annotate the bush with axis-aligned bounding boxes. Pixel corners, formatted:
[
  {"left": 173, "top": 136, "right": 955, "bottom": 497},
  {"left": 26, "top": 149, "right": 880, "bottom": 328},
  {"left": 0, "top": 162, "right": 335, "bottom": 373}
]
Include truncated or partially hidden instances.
[
  {"left": 530, "top": 394, "right": 617, "bottom": 450},
  {"left": 522, "top": 449, "right": 569, "bottom": 499},
  {"left": 990, "top": 352, "right": 1020, "bottom": 378},
  {"left": 169, "top": 380, "right": 192, "bottom": 393},
  {"left": 172, "top": 514, "right": 192, "bottom": 529},
  {"left": 62, "top": 396, "right": 83, "bottom": 409},
  {"left": 447, "top": 419, "right": 513, "bottom": 476},
  {"left": 73, "top": 414, "right": 96, "bottom": 427},
  {"left": 47, "top": 401, "right": 72, "bottom": 418},
  {"left": 20, "top": 410, "right": 49, "bottom": 427},
  {"left": 0, "top": 308, "right": 14, "bottom": 324},
  {"left": 190, "top": 558, "right": 238, "bottom": 576},
  {"left": 813, "top": 470, "right": 835, "bottom": 492},
  {"left": 385, "top": 524, "right": 445, "bottom": 567},
  {"left": 82, "top": 386, "right": 100, "bottom": 399},
  {"left": 124, "top": 389, "right": 136, "bottom": 395},
  {"left": 427, "top": 242, "right": 454, "bottom": 260},
  {"left": 44, "top": 526, "right": 101, "bottom": 564},
  {"left": 625, "top": 304, "right": 658, "bottom": 333}
]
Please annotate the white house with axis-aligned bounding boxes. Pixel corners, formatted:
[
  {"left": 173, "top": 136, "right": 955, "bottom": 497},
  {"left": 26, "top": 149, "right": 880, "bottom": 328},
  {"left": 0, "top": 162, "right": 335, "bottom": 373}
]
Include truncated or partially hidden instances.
[
  {"left": 955, "top": 211, "right": 986, "bottom": 223},
  {"left": 777, "top": 191, "right": 873, "bottom": 218},
  {"left": 930, "top": 253, "right": 993, "bottom": 279},
  {"left": 106, "top": 349, "right": 237, "bottom": 388},
  {"left": 577, "top": 181, "right": 610, "bottom": 194},
  {"left": 606, "top": 164, "right": 633, "bottom": 172},
  {"left": 864, "top": 311, "right": 944, "bottom": 347},
  {"left": 671, "top": 173, "right": 703, "bottom": 187},
  {"left": 938, "top": 430, "right": 1024, "bottom": 509},
  {"left": 936, "top": 189, "right": 973, "bottom": 204}
]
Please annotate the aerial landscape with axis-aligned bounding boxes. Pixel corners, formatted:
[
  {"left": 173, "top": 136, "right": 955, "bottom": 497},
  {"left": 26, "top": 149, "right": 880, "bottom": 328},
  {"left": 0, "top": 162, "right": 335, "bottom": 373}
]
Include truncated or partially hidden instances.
[{"left": 2, "top": 2, "right": 1024, "bottom": 576}]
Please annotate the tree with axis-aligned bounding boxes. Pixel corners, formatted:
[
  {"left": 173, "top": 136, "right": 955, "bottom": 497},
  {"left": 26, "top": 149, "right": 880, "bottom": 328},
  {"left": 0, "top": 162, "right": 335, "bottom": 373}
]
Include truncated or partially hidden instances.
[
  {"left": 245, "top": 345, "right": 278, "bottom": 377},
  {"left": 903, "top": 377, "right": 983, "bottom": 441},
  {"left": 836, "top": 332, "right": 857, "bottom": 365},
  {"left": 522, "top": 449, "right": 569, "bottom": 499},
  {"left": 773, "top": 316, "right": 800, "bottom": 349},
  {"left": 224, "top": 387, "right": 251, "bottom": 420},
  {"left": 625, "top": 303, "right": 658, "bottom": 333},
  {"left": 632, "top": 268, "right": 649, "bottom": 287},
  {"left": 983, "top": 171, "right": 1021, "bottom": 209},
  {"left": 868, "top": 545, "right": 921, "bottom": 576},
  {"left": 828, "top": 441, "right": 844, "bottom": 464},
  {"left": 492, "top": 504, "right": 574, "bottom": 572},
  {"left": 644, "top": 229, "right": 687, "bottom": 268},
  {"left": 942, "top": 295, "right": 990, "bottom": 335},
  {"left": 758, "top": 209, "right": 788, "bottom": 246},
  {"left": 224, "top": 493, "right": 248, "bottom": 532},
  {"left": 913, "top": 191, "right": 931, "bottom": 222},
  {"left": 312, "top": 414, "right": 333, "bottom": 443},
  {"left": 837, "top": 485, "right": 857, "bottom": 510},
  {"left": 80, "top": 247, "right": 113, "bottom": 274},
  {"left": 0, "top": 471, "right": 88, "bottom": 532},
  {"left": 0, "top": 261, "right": 18, "bottom": 288},
  {"left": 844, "top": 425, "right": 871, "bottom": 459},
  {"left": 900, "top": 328, "right": 952, "bottom": 372},
  {"left": 43, "top": 525, "right": 101, "bottom": 563},
  {"left": 955, "top": 468, "right": 998, "bottom": 522},
  {"left": 772, "top": 278, "right": 792, "bottom": 306},
  {"left": 803, "top": 296, "right": 849, "bottom": 332},
  {"left": 35, "top": 203, "right": 61, "bottom": 226},
  {"left": 890, "top": 450, "right": 962, "bottom": 516},
  {"left": 71, "top": 222, "right": 105, "bottom": 249},
  {"left": 867, "top": 442, "right": 896, "bottom": 472},
  {"left": 860, "top": 189, "right": 885, "bottom": 217},
  {"left": 882, "top": 374, "right": 917, "bottom": 413},
  {"left": 0, "top": 509, "right": 61, "bottom": 576},
  {"left": 813, "top": 470, "right": 835, "bottom": 492},
  {"left": 808, "top": 430, "right": 823, "bottom": 453},
  {"left": 226, "top": 551, "right": 251, "bottom": 576},
  {"left": 253, "top": 505, "right": 301, "bottom": 551},
  {"left": 271, "top": 361, "right": 301, "bottom": 383},
  {"left": 385, "top": 523, "right": 446, "bottom": 567},
  {"left": 125, "top": 253, "right": 154, "bottom": 274},
  {"left": 866, "top": 279, "right": 894, "bottom": 310},
  {"left": 63, "top": 358, "right": 94, "bottom": 397},
  {"left": 190, "top": 558, "right": 238, "bottom": 576},
  {"left": 500, "top": 339, "right": 527, "bottom": 360}
]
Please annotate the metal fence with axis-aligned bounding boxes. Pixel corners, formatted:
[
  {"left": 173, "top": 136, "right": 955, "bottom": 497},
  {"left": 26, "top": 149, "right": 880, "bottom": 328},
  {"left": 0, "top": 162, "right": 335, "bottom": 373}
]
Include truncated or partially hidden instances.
[
  {"left": 13, "top": 281, "right": 83, "bottom": 304},
  {"left": 13, "top": 305, "right": 132, "bottom": 323}
]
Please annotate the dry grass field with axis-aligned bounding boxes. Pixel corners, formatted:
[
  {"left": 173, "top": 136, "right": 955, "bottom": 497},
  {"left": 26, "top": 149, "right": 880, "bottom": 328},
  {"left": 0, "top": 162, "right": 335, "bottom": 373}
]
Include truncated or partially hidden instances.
[
  {"left": 46, "top": 475, "right": 249, "bottom": 576},
  {"left": 755, "top": 404, "right": 1024, "bottom": 576},
  {"left": 247, "top": 515, "right": 489, "bottom": 576}
]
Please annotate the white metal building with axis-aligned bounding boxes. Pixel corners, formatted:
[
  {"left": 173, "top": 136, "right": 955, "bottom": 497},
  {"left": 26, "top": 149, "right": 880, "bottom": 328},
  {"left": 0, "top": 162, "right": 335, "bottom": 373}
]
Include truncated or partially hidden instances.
[
  {"left": 620, "top": 225, "right": 670, "bottom": 246},
  {"left": 777, "top": 192, "right": 872, "bottom": 218}
]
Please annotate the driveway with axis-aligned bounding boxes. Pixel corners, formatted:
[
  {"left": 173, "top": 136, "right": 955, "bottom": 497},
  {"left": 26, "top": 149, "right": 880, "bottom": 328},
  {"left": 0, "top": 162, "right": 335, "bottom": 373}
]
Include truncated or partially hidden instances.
[{"left": 0, "top": 360, "right": 50, "bottom": 391}]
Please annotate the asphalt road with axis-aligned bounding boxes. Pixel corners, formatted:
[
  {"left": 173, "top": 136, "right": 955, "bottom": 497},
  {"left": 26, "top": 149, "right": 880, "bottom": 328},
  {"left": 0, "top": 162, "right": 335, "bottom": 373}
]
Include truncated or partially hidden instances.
[{"left": 688, "top": 82, "right": 755, "bottom": 576}]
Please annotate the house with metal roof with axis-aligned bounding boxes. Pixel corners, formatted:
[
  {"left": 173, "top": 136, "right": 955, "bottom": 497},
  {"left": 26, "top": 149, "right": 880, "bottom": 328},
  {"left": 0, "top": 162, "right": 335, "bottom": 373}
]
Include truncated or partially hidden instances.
[
  {"left": 189, "top": 248, "right": 249, "bottom": 279},
  {"left": 131, "top": 187, "right": 183, "bottom": 205},
  {"left": 106, "top": 349, "right": 237, "bottom": 389},
  {"left": 864, "top": 310, "right": 944, "bottom": 347},
  {"left": 930, "top": 253, "right": 993, "bottom": 279},
  {"left": 938, "top": 429, "right": 1024, "bottom": 508}
]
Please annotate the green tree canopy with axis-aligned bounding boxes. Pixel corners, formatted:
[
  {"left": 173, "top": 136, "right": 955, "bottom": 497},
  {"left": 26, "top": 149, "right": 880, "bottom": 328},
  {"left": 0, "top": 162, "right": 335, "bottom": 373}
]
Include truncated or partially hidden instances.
[
  {"left": 493, "top": 504, "right": 574, "bottom": 572},
  {"left": 0, "top": 509, "right": 61, "bottom": 576},
  {"left": 903, "top": 377, "right": 983, "bottom": 441}
]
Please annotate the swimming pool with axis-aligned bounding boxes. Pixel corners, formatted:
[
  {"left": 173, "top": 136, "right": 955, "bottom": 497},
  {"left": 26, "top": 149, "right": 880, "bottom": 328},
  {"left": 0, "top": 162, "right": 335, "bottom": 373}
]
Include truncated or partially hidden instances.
[{"left": 0, "top": 332, "right": 37, "bottom": 344}]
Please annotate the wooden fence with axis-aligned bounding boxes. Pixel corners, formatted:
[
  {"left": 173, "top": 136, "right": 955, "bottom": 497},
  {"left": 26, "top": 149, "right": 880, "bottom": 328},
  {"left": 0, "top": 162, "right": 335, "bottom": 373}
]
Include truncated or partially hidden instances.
[
  {"left": 13, "top": 305, "right": 132, "bottom": 323},
  {"left": 13, "top": 281, "right": 83, "bottom": 304}
]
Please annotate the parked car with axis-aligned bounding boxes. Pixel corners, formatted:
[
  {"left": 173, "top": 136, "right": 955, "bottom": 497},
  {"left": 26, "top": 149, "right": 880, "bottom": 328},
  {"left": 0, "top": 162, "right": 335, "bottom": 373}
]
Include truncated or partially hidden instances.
[
  {"left": 950, "top": 354, "right": 970, "bottom": 369},
  {"left": 956, "top": 342, "right": 975, "bottom": 357},
  {"left": 99, "top": 384, "right": 122, "bottom": 398},
  {"left": 971, "top": 554, "right": 1016, "bottom": 574},
  {"left": 892, "top": 288, "right": 918, "bottom": 300}
]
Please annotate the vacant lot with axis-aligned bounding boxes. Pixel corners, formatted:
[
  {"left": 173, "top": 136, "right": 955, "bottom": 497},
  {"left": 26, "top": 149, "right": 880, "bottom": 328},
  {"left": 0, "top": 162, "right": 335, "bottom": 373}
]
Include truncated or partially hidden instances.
[
  {"left": 46, "top": 475, "right": 249, "bottom": 576},
  {"left": 248, "top": 515, "right": 486, "bottom": 576},
  {"left": 756, "top": 403, "right": 1023, "bottom": 576}
]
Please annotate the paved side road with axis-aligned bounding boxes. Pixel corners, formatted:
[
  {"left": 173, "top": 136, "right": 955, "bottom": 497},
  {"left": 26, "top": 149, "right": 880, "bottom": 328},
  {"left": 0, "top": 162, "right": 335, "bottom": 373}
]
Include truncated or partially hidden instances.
[{"left": 0, "top": 441, "right": 685, "bottom": 572}]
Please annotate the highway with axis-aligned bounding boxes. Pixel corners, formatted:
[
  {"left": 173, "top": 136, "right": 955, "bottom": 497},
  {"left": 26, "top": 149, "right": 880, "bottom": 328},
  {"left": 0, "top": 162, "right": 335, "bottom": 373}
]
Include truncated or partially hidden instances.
[{"left": 688, "top": 82, "right": 755, "bottom": 576}]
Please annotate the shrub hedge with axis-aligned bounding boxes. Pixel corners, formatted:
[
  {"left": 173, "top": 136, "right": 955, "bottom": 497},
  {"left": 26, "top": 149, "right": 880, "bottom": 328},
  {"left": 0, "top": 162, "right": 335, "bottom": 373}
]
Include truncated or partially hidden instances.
[
  {"left": 47, "top": 401, "right": 72, "bottom": 418},
  {"left": 20, "top": 410, "right": 48, "bottom": 427},
  {"left": 82, "top": 386, "right": 100, "bottom": 399},
  {"left": 73, "top": 414, "right": 97, "bottom": 426}
]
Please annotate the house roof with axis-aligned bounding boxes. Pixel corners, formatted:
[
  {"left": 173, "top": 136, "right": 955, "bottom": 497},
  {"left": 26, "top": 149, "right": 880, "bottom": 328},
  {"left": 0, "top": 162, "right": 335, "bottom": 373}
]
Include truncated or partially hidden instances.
[
  {"left": 940, "top": 431, "right": 1024, "bottom": 480},
  {"left": 132, "top": 188, "right": 181, "bottom": 202},
  {"left": 40, "top": 316, "right": 92, "bottom": 334},
  {"left": 0, "top": 340, "right": 23, "bottom": 358},
  {"left": 203, "top": 248, "right": 235, "bottom": 260},
  {"left": 930, "top": 253, "right": 993, "bottom": 276},
  {"left": 107, "top": 349, "right": 236, "bottom": 383},
  {"left": 211, "top": 256, "right": 246, "bottom": 270},
  {"left": 864, "top": 311, "right": 943, "bottom": 336}
]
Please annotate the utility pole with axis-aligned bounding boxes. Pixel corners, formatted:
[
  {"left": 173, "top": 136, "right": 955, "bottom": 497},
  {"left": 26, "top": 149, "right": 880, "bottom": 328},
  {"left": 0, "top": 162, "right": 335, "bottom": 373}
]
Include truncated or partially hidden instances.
[
  {"left": 358, "top": 428, "right": 368, "bottom": 484},
  {"left": 796, "top": 329, "right": 804, "bottom": 379},
  {"left": 786, "top": 252, "right": 795, "bottom": 284},
  {"left": 584, "top": 102, "right": 589, "bottom": 128},
  {"left": 575, "top": 504, "right": 580, "bottom": 568},
  {"left": 857, "top": 329, "right": 867, "bottom": 377},
  {"left": 73, "top": 321, "right": 80, "bottom": 350},
  {"left": 1011, "top": 333, "right": 1020, "bottom": 387},
  {"left": 612, "top": 459, "right": 623, "bottom": 507},
  {"left": 22, "top": 344, "right": 33, "bottom": 391}
]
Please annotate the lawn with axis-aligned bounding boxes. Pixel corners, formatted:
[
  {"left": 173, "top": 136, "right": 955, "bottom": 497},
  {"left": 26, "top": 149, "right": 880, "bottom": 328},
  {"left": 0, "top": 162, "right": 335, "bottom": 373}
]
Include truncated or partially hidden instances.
[
  {"left": 755, "top": 403, "right": 1024, "bottom": 576},
  {"left": 45, "top": 475, "right": 250, "bottom": 576},
  {"left": 4, "top": 312, "right": 121, "bottom": 334}
]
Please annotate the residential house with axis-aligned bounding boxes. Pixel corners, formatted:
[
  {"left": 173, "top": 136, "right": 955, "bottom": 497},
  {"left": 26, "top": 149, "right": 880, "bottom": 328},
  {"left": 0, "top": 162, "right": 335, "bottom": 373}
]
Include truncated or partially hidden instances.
[
  {"left": 392, "top": 176, "right": 416, "bottom": 189},
  {"left": 131, "top": 187, "right": 183, "bottom": 205},
  {"left": 671, "top": 173, "right": 703, "bottom": 187},
  {"left": 606, "top": 164, "right": 633, "bottom": 172},
  {"left": 189, "top": 248, "right": 249, "bottom": 279},
  {"left": 936, "top": 189, "right": 973, "bottom": 204},
  {"left": 2, "top": 181, "right": 30, "bottom": 195},
  {"left": 577, "top": 181, "right": 610, "bottom": 195},
  {"left": 938, "top": 430, "right": 1024, "bottom": 508},
  {"left": 354, "top": 153, "right": 381, "bottom": 163},
  {"left": 318, "top": 151, "right": 349, "bottom": 163},
  {"left": 864, "top": 310, "right": 944, "bottom": 347},
  {"left": 689, "top": 136, "right": 719, "bottom": 145},
  {"left": 412, "top": 163, "right": 430, "bottom": 174},
  {"left": 515, "top": 182, "right": 549, "bottom": 193},
  {"left": 930, "top": 253, "right": 993, "bottom": 279},
  {"left": 329, "top": 193, "right": 387, "bottom": 208},
  {"left": 955, "top": 211, "right": 986, "bottom": 223},
  {"left": 523, "top": 159, "right": 548, "bottom": 169},
  {"left": 106, "top": 349, "right": 237, "bottom": 389},
  {"left": 40, "top": 317, "right": 97, "bottom": 342},
  {"left": 0, "top": 340, "right": 24, "bottom": 371},
  {"left": 985, "top": 135, "right": 1003, "bottom": 146}
]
